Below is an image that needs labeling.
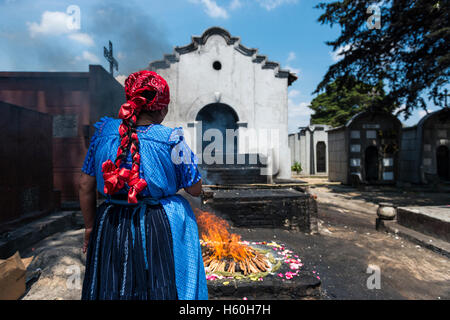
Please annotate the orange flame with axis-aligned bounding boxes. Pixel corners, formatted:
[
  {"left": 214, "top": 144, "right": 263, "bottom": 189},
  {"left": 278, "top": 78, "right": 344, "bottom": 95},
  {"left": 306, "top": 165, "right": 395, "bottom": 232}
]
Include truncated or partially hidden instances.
[{"left": 195, "top": 208, "right": 255, "bottom": 262}]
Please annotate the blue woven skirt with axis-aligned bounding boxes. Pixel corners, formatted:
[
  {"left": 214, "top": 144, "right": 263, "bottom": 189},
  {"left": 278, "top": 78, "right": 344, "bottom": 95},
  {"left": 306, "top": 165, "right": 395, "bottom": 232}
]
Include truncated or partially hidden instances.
[{"left": 81, "top": 199, "right": 178, "bottom": 300}]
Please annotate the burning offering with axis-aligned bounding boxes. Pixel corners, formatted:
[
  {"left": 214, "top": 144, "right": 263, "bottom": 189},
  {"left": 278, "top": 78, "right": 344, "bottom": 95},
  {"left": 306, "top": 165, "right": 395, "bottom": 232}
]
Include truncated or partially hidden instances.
[
  {"left": 195, "top": 209, "right": 274, "bottom": 277},
  {"left": 194, "top": 209, "right": 322, "bottom": 299}
]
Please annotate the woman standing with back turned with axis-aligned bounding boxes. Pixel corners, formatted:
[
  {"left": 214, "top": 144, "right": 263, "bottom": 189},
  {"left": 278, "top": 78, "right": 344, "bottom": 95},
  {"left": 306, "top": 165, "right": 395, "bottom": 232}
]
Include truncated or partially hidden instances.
[{"left": 79, "top": 70, "right": 208, "bottom": 300}]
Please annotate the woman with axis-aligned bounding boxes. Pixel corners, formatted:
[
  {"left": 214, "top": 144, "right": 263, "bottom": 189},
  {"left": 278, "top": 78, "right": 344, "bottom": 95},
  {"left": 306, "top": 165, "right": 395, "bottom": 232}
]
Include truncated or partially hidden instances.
[{"left": 79, "top": 70, "right": 208, "bottom": 300}]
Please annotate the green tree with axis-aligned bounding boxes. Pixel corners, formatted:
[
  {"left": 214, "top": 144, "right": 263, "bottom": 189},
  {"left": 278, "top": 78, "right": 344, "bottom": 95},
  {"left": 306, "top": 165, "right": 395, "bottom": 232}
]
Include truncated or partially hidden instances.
[
  {"left": 309, "top": 76, "right": 391, "bottom": 127},
  {"left": 315, "top": 0, "right": 449, "bottom": 118}
]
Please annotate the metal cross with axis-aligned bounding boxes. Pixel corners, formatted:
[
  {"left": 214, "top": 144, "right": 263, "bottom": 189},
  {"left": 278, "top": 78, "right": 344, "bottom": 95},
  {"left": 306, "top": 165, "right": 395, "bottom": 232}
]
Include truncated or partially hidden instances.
[{"left": 103, "top": 40, "right": 118, "bottom": 76}]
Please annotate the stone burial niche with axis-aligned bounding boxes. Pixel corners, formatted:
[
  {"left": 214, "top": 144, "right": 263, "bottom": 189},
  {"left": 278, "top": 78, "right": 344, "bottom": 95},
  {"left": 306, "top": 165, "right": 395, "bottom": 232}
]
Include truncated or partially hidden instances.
[
  {"left": 400, "top": 107, "right": 450, "bottom": 184},
  {"left": 327, "top": 110, "right": 402, "bottom": 185}
]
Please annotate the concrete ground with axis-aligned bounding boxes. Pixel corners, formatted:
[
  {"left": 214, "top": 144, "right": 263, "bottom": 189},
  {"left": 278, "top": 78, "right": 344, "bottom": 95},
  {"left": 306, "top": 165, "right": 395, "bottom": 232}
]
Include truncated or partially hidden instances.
[{"left": 19, "top": 181, "right": 450, "bottom": 300}]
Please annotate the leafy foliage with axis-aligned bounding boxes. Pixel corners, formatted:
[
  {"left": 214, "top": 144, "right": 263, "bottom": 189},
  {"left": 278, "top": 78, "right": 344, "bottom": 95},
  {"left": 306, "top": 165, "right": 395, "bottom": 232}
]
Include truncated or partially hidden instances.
[
  {"left": 309, "top": 76, "right": 393, "bottom": 127},
  {"left": 315, "top": 0, "right": 449, "bottom": 118},
  {"left": 291, "top": 161, "right": 302, "bottom": 174}
]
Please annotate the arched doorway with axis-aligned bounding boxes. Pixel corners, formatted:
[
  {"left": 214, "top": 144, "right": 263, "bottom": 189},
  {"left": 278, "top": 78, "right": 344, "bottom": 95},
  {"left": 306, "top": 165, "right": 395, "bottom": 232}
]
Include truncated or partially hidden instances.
[
  {"left": 436, "top": 145, "right": 449, "bottom": 180},
  {"left": 196, "top": 103, "right": 239, "bottom": 164},
  {"left": 316, "top": 142, "right": 326, "bottom": 173},
  {"left": 365, "top": 146, "right": 379, "bottom": 182}
]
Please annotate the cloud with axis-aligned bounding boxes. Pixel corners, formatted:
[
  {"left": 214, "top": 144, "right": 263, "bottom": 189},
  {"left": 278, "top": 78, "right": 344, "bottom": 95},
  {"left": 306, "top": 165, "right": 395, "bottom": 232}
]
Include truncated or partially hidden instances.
[
  {"left": 229, "top": 0, "right": 242, "bottom": 10},
  {"left": 3, "top": 1, "right": 169, "bottom": 73},
  {"left": 287, "top": 51, "right": 296, "bottom": 62},
  {"left": 115, "top": 74, "right": 127, "bottom": 86},
  {"left": 285, "top": 52, "right": 300, "bottom": 75},
  {"left": 288, "top": 98, "right": 312, "bottom": 133},
  {"left": 67, "top": 33, "right": 94, "bottom": 46},
  {"left": 288, "top": 89, "right": 300, "bottom": 98},
  {"left": 27, "top": 10, "right": 94, "bottom": 47},
  {"left": 330, "top": 44, "right": 351, "bottom": 62},
  {"left": 75, "top": 51, "right": 100, "bottom": 64},
  {"left": 285, "top": 64, "right": 300, "bottom": 75},
  {"left": 27, "top": 11, "right": 72, "bottom": 37},
  {"left": 256, "top": 0, "right": 298, "bottom": 11},
  {"left": 189, "top": 0, "right": 229, "bottom": 18}
]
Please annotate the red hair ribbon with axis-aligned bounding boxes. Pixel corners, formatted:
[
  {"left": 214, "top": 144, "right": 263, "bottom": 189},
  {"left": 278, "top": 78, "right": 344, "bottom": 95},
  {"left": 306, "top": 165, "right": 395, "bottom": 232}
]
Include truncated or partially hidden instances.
[{"left": 102, "top": 160, "right": 130, "bottom": 195}]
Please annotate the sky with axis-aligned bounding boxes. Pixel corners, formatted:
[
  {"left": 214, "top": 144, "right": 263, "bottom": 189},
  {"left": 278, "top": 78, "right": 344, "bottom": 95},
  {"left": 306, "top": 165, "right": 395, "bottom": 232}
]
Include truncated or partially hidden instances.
[{"left": 0, "top": 0, "right": 438, "bottom": 132}]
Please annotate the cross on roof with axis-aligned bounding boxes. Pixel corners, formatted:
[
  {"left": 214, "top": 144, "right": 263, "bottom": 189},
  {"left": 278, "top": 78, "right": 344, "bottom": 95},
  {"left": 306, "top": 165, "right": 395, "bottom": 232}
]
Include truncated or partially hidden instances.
[{"left": 104, "top": 41, "right": 118, "bottom": 76}]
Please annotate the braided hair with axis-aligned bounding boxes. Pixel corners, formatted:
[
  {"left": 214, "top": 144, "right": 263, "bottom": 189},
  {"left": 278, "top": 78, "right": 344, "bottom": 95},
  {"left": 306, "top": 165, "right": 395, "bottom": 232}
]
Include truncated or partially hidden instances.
[{"left": 102, "top": 71, "right": 170, "bottom": 203}]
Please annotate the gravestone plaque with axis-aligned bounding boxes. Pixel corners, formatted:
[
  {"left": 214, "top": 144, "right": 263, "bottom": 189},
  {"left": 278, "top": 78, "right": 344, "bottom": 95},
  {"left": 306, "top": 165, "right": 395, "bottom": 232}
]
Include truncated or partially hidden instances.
[
  {"left": 350, "top": 144, "right": 361, "bottom": 153},
  {"left": 53, "top": 114, "right": 78, "bottom": 138},
  {"left": 366, "top": 130, "right": 377, "bottom": 139},
  {"left": 350, "top": 130, "right": 360, "bottom": 139}
]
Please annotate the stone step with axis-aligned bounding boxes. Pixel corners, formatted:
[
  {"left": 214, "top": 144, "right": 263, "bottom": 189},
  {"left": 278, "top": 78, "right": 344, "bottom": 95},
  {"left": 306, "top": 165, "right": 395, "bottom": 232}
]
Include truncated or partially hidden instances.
[
  {"left": 199, "top": 164, "right": 269, "bottom": 184},
  {"left": 378, "top": 218, "right": 450, "bottom": 258},
  {"left": 203, "top": 174, "right": 268, "bottom": 185},
  {"left": 396, "top": 206, "right": 450, "bottom": 242}
]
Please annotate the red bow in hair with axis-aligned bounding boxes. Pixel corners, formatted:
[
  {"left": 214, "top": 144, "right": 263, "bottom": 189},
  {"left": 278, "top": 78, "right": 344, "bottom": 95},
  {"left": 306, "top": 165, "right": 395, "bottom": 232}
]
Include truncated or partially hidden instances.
[
  {"left": 102, "top": 160, "right": 131, "bottom": 195},
  {"left": 102, "top": 160, "right": 147, "bottom": 203},
  {"left": 118, "top": 96, "right": 147, "bottom": 120}
]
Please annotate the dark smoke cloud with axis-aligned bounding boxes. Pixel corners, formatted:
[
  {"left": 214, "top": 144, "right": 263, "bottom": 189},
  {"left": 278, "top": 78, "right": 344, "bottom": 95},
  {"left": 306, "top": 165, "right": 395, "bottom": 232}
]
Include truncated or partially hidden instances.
[
  {"left": 88, "top": 0, "right": 171, "bottom": 76},
  {"left": 0, "top": 0, "right": 171, "bottom": 74}
]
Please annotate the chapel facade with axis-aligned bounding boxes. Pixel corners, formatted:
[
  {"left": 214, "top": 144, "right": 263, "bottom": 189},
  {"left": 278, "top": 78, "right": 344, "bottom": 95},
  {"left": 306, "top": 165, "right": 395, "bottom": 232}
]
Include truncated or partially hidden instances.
[{"left": 148, "top": 27, "right": 297, "bottom": 183}]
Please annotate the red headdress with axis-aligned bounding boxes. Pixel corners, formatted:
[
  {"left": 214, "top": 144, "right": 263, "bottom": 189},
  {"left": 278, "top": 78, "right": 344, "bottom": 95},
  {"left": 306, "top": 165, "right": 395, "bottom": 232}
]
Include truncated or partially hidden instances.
[{"left": 102, "top": 70, "right": 170, "bottom": 203}]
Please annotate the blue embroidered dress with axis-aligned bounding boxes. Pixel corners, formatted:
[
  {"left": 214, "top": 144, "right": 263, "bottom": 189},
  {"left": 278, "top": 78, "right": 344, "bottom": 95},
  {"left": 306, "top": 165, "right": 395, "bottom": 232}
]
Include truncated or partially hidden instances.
[{"left": 80, "top": 116, "right": 208, "bottom": 300}]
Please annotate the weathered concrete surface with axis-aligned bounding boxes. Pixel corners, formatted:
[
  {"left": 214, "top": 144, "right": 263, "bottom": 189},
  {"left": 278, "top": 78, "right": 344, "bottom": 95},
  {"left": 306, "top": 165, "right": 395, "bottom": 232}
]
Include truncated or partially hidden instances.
[
  {"left": 21, "top": 229, "right": 85, "bottom": 300},
  {"left": 233, "top": 207, "right": 449, "bottom": 299},
  {"left": 293, "top": 183, "right": 450, "bottom": 299},
  {"left": 0, "top": 211, "right": 82, "bottom": 259},
  {"left": 209, "top": 271, "right": 321, "bottom": 300}
]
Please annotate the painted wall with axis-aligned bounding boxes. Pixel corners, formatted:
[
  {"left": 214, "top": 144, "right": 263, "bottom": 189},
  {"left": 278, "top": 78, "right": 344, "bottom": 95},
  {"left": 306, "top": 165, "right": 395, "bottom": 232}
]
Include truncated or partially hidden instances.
[
  {"left": 0, "top": 65, "right": 125, "bottom": 200},
  {"left": 0, "top": 101, "right": 54, "bottom": 226}
]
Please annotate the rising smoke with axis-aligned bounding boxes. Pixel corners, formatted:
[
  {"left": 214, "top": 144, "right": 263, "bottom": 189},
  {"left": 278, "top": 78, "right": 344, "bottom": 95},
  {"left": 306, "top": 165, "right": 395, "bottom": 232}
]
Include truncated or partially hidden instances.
[
  {"left": 0, "top": 0, "right": 171, "bottom": 75},
  {"left": 89, "top": 0, "right": 171, "bottom": 77}
]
